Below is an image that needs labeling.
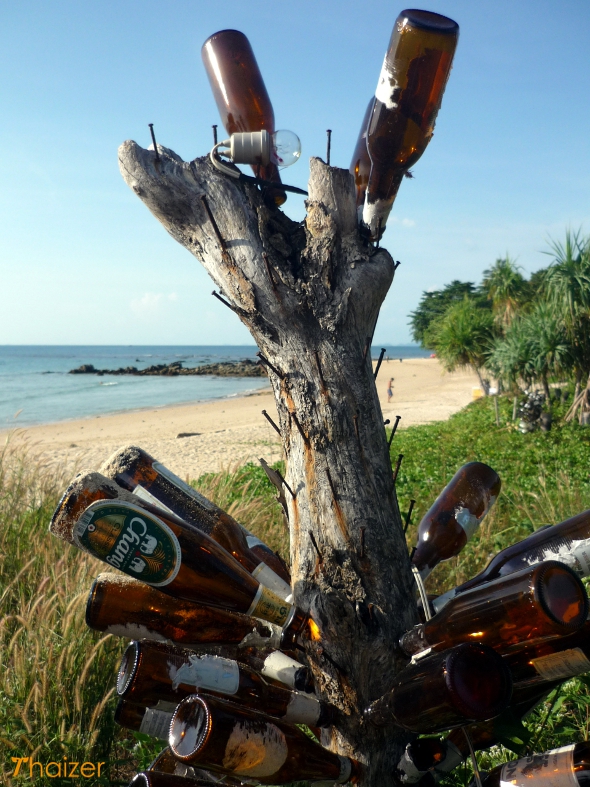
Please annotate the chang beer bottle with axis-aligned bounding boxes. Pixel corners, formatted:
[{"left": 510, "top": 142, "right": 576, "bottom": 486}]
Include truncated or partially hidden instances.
[
  {"left": 117, "top": 640, "right": 331, "bottom": 728},
  {"left": 169, "top": 694, "right": 360, "bottom": 784},
  {"left": 201, "top": 29, "right": 287, "bottom": 206},
  {"left": 412, "top": 462, "right": 501, "bottom": 582},
  {"left": 349, "top": 98, "right": 375, "bottom": 208},
  {"left": 363, "top": 643, "right": 512, "bottom": 733},
  {"left": 100, "top": 445, "right": 292, "bottom": 596},
  {"left": 400, "top": 561, "right": 588, "bottom": 656},
  {"left": 86, "top": 572, "right": 282, "bottom": 650},
  {"left": 435, "top": 509, "right": 590, "bottom": 613},
  {"left": 49, "top": 472, "right": 306, "bottom": 641},
  {"left": 362, "top": 9, "right": 459, "bottom": 240},
  {"left": 481, "top": 742, "right": 590, "bottom": 787}
]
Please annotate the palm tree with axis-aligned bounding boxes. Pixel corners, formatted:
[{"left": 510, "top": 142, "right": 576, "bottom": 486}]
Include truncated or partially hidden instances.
[
  {"left": 542, "top": 230, "right": 590, "bottom": 420},
  {"left": 526, "top": 302, "right": 570, "bottom": 405},
  {"left": 425, "top": 298, "right": 495, "bottom": 393},
  {"left": 481, "top": 255, "right": 528, "bottom": 330},
  {"left": 487, "top": 317, "right": 535, "bottom": 391}
]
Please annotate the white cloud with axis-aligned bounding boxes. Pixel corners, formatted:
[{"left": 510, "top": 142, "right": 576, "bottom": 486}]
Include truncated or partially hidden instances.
[
  {"left": 130, "top": 292, "right": 178, "bottom": 316},
  {"left": 387, "top": 215, "right": 416, "bottom": 228}
]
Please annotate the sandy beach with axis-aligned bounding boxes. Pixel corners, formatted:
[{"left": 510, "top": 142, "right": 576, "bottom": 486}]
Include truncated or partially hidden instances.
[{"left": 2, "top": 359, "right": 479, "bottom": 479}]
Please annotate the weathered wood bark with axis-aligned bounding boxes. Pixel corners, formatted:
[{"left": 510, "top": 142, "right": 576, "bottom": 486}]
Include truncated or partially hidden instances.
[{"left": 118, "top": 141, "right": 418, "bottom": 784}]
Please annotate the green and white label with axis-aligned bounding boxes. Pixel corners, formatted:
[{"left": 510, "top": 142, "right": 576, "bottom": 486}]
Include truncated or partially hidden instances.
[{"left": 73, "top": 500, "right": 181, "bottom": 587}]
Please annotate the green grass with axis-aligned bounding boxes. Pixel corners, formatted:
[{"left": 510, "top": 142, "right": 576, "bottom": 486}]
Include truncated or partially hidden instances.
[
  {"left": 393, "top": 391, "right": 590, "bottom": 595},
  {"left": 2, "top": 393, "right": 590, "bottom": 785}
]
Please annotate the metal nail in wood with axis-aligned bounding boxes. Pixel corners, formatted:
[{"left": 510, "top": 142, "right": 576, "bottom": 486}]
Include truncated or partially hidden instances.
[
  {"left": 211, "top": 290, "right": 237, "bottom": 312},
  {"left": 392, "top": 453, "right": 404, "bottom": 484},
  {"left": 310, "top": 531, "right": 323, "bottom": 563},
  {"left": 403, "top": 500, "right": 416, "bottom": 533},
  {"left": 374, "top": 348, "right": 386, "bottom": 380},
  {"left": 388, "top": 415, "right": 402, "bottom": 448},
  {"left": 256, "top": 352, "right": 284, "bottom": 379},
  {"left": 291, "top": 410, "right": 309, "bottom": 444},
  {"left": 148, "top": 123, "right": 160, "bottom": 163},
  {"left": 200, "top": 194, "right": 231, "bottom": 261},
  {"left": 261, "top": 409, "right": 281, "bottom": 436}
]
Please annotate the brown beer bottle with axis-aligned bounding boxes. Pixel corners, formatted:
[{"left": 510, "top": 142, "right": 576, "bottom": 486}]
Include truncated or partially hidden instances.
[
  {"left": 412, "top": 462, "right": 501, "bottom": 581},
  {"left": 117, "top": 640, "right": 332, "bottom": 728},
  {"left": 397, "top": 739, "right": 448, "bottom": 784},
  {"left": 349, "top": 98, "right": 375, "bottom": 208},
  {"left": 139, "top": 748, "right": 263, "bottom": 786},
  {"left": 481, "top": 742, "right": 590, "bottom": 787},
  {"left": 145, "top": 748, "right": 243, "bottom": 786},
  {"left": 169, "top": 694, "right": 360, "bottom": 784},
  {"left": 129, "top": 774, "right": 215, "bottom": 787},
  {"left": 400, "top": 561, "right": 588, "bottom": 656},
  {"left": 361, "top": 10, "right": 459, "bottom": 240},
  {"left": 437, "top": 509, "right": 590, "bottom": 609},
  {"left": 398, "top": 682, "right": 560, "bottom": 783},
  {"left": 115, "top": 698, "right": 173, "bottom": 740},
  {"left": 364, "top": 643, "right": 512, "bottom": 733},
  {"left": 201, "top": 29, "right": 286, "bottom": 206},
  {"left": 100, "top": 445, "right": 291, "bottom": 595},
  {"left": 86, "top": 573, "right": 313, "bottom": 691},
  {"left": 86, "top": 572, "right": 281, "bottom": 649},
  {"left": 49, "top": 472, "right": 305, "bottom": 636},
  {"left": 504, "top": 615, "right": 590, "bottom": 686}
]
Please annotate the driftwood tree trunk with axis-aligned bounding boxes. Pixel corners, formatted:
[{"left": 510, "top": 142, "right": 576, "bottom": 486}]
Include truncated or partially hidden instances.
[{"left": 118, "top": 141, "right": 418, "bottom": 785}]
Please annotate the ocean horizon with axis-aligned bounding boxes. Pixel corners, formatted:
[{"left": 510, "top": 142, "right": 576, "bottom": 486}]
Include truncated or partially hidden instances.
[{"left": 0, "top": 344, "right": 430, "bottom": 428}]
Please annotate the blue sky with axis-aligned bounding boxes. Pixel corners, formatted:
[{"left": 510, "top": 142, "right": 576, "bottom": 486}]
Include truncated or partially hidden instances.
[{"left": 1, "top": 0, "right": 588, "bottom": 345}]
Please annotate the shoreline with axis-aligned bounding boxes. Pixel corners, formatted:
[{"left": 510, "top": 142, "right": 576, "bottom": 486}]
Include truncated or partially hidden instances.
[
  {"left": 1, "top": 381, "right": 271, "bottom": 432},
  {"left": 2, "top": 359, "right": 479, "bottom": 480}
]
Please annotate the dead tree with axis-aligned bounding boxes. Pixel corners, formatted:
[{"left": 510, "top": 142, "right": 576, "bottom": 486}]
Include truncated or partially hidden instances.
[{"left": 119, "top": 140, "right": 418, "bottom": 785}]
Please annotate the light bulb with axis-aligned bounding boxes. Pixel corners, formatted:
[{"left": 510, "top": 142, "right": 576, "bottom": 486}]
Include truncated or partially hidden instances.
[
  {"left": 270, "top": 130, "right": 301, "bottom": 168},
  {"left": 216, "top": 130, "right": 301, "bottom": 169}
]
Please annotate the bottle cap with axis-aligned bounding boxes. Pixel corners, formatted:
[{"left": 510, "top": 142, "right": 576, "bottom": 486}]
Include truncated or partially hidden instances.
[
  {"left": 445, "top": 643, "right": 512, "bottom": 720},
  {"left": 169, "top": 694, "right": 213, "bottom": 760},
  {"left": 117, "top": 641, "right": 140, "bottom": 696},
  {"left": 400, "top": 9, "right": 459, "bottom": 34},
  {"left": 535, "top": 560, "right": 588, "bottom": 629}
]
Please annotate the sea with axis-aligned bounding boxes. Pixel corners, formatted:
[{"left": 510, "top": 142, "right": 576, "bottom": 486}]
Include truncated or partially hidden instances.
[{"left": 0, "top": 345, "right": 430, "bottom": 428}]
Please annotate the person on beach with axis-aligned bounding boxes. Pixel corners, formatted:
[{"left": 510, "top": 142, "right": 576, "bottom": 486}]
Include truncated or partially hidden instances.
[{"left": 387, "top": 378, "right": 394, "bottom": 403}]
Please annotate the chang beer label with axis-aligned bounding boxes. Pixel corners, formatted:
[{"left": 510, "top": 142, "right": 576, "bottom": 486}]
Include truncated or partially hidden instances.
[
  {"left": 500, "top": 745, "right": 576, "bottom": 787},
  {"left": 153, "top": 461, "right": 216, "bottom": 512},
  {"left": 73, "top": 500, "right": 181, "bottom": 587},
  {"left": 247, "top": 584, "right": 291, "bottom": 627}
]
